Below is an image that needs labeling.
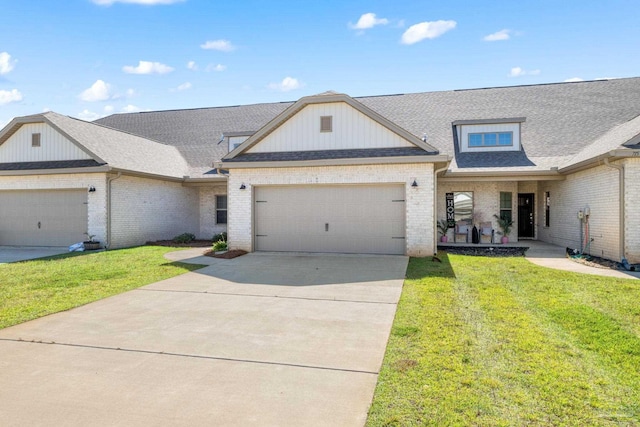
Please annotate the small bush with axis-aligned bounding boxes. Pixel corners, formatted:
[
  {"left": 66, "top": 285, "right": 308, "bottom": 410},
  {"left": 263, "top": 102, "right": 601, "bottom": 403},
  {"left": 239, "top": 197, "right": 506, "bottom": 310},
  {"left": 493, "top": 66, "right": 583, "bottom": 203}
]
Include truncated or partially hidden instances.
[
  {"left": 212, "top": 240, "right": 228, "bottom": 251},
  {"left": 213, "top": 232, "right": 227, "bottom": 243},
  {"left": 173, "top": 233, "right": 196, "bottom": 244}
]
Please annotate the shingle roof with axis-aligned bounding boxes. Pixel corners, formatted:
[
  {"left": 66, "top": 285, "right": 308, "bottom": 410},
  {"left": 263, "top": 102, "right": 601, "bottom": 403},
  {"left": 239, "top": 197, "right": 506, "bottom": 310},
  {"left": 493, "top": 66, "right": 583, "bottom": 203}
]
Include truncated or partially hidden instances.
[
  {"left": 225, "top": 147, "right": 433, "bottom": 163},
  {"left": 0, "top": 159, "right": 104, "bottom": 171},
  {"left": 94, "top": 78, "right": 640, "bottom": 174},
  {"left": 95, "top": 102, "right": 292, "bottom": 176},
  {"left": 42, "top": 112, "right": 190, "bottom": 178}
]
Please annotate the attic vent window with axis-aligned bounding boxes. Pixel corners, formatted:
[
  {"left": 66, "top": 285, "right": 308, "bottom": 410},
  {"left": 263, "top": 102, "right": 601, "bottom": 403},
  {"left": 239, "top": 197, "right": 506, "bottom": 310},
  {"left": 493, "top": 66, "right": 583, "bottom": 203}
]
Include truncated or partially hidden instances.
[
  {"left": 31, "top": 133, "right": 41, "bottom": 147},
  {"left": 320, "top": 116, "right": 333, "bottom": 132}
]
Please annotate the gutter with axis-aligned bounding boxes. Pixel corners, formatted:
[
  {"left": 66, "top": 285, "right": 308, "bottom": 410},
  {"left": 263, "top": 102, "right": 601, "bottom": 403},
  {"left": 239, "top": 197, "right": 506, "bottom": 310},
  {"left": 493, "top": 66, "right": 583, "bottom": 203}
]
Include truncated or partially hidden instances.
[
  {"left": 433, "top": 161, "right": 451, "bottom": 256},
  {"left": 217, "top": 154, "right": 451, "bottom": 169},
  {"left": 106, "top": 172, "right": 122, "bottom": 249},
  {"left": 603, "top": 158, "right": 625, "bottom": 261}
]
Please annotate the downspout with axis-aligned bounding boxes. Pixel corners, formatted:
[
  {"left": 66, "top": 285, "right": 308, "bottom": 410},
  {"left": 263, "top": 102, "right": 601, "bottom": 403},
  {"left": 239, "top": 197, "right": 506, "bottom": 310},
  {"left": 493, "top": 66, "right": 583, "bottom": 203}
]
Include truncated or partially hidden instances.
[
  {"left": 604, "top": 158, "right": 625, "bottom": 261},
  {"left": 433, "top": 161, "right": 451, "bottom": 256},
  {"left": 106, "top": 172, "right": 122, "bottom": 249}
]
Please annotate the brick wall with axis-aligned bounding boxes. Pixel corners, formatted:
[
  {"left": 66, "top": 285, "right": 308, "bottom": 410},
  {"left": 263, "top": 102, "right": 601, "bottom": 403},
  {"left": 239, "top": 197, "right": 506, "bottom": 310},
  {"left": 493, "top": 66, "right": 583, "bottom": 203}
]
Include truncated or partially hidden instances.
[
  {"left": 199, "top": 185, "right": 228, "bottom": 239},
  {"left": 110, "top": 175, "right": 199, "bottom": 248},
  {"left": 438, "top": 181, "right": 518, "bottom": 242},
  {"left": 624, "top": 158, "right": 640, "bottom": 263},
  {"left": 0, "top": 172, "right": 108, "bottom": 243},
  {"left": 538, "top": 164, "right": 620, "bottom": 261},
  {"left": 228, "top": 163, "right": 435, "bottom": 256}
]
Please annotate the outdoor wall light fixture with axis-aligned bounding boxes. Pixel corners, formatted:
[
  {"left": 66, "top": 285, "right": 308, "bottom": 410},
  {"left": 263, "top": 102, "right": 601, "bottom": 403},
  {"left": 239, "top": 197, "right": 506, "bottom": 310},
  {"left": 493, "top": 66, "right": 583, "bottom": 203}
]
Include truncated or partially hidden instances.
[
  {"left": 411, "top": 180, "right": 418, "bottom": 187},
  {"left": 240, "top": 183, "right": 246, "bottom": 190},
  {"left": 88, "top": 186, "right": 96, "bottom": 192}
]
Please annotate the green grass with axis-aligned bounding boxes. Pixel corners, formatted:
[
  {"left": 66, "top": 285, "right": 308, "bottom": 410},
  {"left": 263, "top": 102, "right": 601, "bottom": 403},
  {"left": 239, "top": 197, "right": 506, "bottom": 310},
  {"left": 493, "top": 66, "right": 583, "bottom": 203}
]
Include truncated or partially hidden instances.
[
  {"left": 367, "top": 253, "right": 640, "bottom": 426},
  {"left": 0, "top": 246, "right": 204, "bottom": 329}
]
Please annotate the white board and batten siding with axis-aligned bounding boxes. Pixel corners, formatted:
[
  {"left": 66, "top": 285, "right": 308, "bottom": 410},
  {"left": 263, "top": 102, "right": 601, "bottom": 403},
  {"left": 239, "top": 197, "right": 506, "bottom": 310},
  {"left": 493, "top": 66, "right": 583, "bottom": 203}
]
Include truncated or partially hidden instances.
[
  {"left": 0, "top": 123, "right": 92, "bottom": 163},
  {"left": 247, "top": 102, "right": 414, "bottom": 153}
]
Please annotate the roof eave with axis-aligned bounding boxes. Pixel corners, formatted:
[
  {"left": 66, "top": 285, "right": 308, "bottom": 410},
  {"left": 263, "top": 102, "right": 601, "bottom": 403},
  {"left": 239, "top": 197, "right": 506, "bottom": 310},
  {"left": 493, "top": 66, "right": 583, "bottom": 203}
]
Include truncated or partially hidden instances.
[
  {"left": 0, "top": 165, "right": 112, "bottom": 176},
  {"left": 559, "top": 148, "right": 640, "bottom": 174},
  {"left": 218, "top": 154, "right": 450, "bottom": 169}
]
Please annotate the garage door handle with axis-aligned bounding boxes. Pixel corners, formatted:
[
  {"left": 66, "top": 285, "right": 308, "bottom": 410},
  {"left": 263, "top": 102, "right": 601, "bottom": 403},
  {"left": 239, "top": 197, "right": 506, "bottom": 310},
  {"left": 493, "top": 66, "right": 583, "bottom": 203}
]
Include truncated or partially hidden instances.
[
  {"left": 38, "top": 221, "right": 41, "bottom": 229},
  {"left": 325, "top": 223, "right": 329, "bottom": 232}
]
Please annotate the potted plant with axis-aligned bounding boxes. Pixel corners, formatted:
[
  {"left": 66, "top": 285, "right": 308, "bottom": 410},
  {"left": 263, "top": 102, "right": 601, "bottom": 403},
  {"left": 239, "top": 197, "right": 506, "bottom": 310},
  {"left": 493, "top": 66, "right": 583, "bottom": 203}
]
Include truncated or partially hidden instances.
[
  {"left": 83, "top": 233, "right": 101, "bottom": 250},
  {"left": 437, "top": 219, "right": 449, "bottom": 242},
  {"left": 493, "top": 214, "right": 514, "bottom": 244}
]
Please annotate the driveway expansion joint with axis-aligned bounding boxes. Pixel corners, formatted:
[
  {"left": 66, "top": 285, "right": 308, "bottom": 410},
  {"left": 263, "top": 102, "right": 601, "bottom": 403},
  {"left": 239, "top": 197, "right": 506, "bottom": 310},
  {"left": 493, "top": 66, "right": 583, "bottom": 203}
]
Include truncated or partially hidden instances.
[
  {"left": 137, "top": 287, "right": 398, "bottom": 305},
  {"left": 0, "top": 338, "right": 380, "bottom": 375}
]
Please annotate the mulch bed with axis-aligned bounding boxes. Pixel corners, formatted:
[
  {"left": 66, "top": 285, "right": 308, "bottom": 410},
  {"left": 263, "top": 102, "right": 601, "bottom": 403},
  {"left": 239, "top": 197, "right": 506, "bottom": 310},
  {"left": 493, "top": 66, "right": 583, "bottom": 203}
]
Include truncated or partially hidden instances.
[
  {"left": 146, "top": 240, "right": 213, "bottom": 248},
  {"left": 204, "top": 249, "right": 248, "bottom": 259},
  {"left": 569, "top": 254, "right": 624, "bottom": 270},
  {"left": 438, "top": 245, "right": 528, "bottom": 257}
]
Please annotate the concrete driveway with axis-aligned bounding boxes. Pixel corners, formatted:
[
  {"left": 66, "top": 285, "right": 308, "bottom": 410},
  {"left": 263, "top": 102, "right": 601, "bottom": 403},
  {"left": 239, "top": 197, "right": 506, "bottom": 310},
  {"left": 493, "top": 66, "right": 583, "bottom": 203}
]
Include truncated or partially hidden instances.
[
  {"left": 0, "top": 246, "right": 68, "bottom": 264},
  {"left": 0, "top": 252, "right": 408, "bottom": 426}
]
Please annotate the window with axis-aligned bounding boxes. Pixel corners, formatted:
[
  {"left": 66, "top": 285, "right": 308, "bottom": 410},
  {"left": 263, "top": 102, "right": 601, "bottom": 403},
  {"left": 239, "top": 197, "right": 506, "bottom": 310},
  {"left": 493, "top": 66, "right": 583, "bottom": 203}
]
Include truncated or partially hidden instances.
[
  {"left": 454, "top": 191, "right": 473, "bottom": 223},
  {"left": 544, "top": 191, "right": 550, "bottom": 227},
  {"left": 32, "top": 133, "right": 41, "bottom": 147},
  {"left": 216, "top": 195, "right": 227, "bottom": 224},
  {"left": 499, "top": 192, "right": 512, "bottom": 222},
  {"left": 320, "top": 116, "right": 332, "bottom": 132},
  {"left": 468, "top": 132, "right": 512, "bottom": 147}
]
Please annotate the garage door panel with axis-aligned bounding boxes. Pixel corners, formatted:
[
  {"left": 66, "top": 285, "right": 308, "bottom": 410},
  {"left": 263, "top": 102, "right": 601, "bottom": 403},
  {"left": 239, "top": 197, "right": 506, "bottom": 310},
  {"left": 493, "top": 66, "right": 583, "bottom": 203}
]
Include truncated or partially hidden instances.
[
  {"left": 255, "top": 185, "right": 405, "bottom": 255},
  {"left": 0, "top": 190, "right": 88, "bottom": 247}
]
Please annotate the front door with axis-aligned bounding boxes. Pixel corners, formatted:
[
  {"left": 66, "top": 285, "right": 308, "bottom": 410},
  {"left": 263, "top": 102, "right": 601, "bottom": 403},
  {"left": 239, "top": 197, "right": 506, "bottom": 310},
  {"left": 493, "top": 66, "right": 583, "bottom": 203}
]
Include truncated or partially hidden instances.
[{"left": 518, "top": 193, "right": 535, "bottom": 239}]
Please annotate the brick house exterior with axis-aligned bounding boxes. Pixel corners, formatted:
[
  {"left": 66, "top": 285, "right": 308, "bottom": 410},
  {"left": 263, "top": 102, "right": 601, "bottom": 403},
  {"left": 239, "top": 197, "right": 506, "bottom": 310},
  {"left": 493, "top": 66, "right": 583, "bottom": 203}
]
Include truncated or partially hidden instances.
[{"left": 1, "top": 78, "right": 640, "bottom": 261}]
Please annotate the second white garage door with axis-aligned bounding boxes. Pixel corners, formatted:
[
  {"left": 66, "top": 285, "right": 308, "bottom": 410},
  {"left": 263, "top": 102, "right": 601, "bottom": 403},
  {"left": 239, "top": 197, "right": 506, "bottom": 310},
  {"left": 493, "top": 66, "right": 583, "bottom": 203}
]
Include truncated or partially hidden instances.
[
  {"left": 0, "top": 189, "right": 88, "bottom": 247},
  {"left": 254, "top": 184, "right": 406, "bottom": 255}
]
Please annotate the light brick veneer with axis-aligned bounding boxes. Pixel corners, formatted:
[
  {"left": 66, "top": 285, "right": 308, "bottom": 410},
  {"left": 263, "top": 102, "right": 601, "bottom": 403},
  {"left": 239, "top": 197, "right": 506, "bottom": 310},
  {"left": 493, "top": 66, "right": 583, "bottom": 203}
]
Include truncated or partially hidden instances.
[{"left": 228, "top": 163, "right": 435, "bottom": 256}]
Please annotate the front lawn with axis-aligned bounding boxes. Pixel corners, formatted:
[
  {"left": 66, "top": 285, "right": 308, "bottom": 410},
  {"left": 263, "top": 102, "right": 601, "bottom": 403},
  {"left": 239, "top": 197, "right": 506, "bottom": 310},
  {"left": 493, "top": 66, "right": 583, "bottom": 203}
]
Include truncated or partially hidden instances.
[
  {"left": 0, "top": 246, "right": 204, "bottom": 329},
  {"left": 368, "top": 253, "right": 640, "bottom": 426}
]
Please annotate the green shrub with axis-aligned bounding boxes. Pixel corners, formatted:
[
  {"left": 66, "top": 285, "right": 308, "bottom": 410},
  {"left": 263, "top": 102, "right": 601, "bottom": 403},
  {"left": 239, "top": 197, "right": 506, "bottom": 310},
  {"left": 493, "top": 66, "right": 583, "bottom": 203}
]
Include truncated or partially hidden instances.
[
  {"left": 173, "top": 233, "right": 196, "bottom": 244},
  {"left": 212, "top": 240, "right": 228, "bottom": 251},
  {"left": 213, "top": 232, "right": 227, "bottom": 243}
]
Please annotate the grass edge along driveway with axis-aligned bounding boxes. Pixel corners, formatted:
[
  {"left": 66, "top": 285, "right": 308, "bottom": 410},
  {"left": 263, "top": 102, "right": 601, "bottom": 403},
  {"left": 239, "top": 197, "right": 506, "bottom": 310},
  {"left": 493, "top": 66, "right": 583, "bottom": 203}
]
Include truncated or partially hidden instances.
[
  {"left": 0, "top": 246, "right": 204, "bottom": 330},
  {"left": 367, "top": 253, "right": 640, "bottom": 426}
]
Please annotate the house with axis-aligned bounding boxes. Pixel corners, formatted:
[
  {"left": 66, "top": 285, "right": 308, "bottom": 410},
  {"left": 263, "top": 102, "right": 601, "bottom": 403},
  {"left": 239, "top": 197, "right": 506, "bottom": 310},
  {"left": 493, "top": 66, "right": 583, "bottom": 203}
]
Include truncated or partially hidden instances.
[{"left": 1, "top": 78, "right": 639, "bottom": 262}]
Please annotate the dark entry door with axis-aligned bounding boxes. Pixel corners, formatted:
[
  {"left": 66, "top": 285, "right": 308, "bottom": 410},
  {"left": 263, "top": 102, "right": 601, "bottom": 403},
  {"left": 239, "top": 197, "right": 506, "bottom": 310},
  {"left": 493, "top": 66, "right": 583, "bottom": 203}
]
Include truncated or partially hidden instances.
[{"left": 518, "top": 193, "right": 535, "bottom": 238}]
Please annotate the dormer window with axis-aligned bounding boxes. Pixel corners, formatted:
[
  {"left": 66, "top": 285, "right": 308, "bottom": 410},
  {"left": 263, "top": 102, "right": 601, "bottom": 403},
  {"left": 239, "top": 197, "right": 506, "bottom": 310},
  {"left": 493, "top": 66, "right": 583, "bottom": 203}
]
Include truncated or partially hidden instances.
[
  {"left": 468, "top": 132, "right": 513, "bottom": 147},
  {"left": 453, "top": 118, "right": 525, "bottom": 153},
  {"left": 31, "top": 133, "right": 41, "bottom": 147}
]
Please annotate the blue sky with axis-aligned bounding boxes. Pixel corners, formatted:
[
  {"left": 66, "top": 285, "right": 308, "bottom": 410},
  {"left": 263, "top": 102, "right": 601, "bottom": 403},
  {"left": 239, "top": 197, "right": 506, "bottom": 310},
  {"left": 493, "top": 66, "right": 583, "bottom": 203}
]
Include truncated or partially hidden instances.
[{"left": 1, "top": 0, "right": 638, "bottom": 127}]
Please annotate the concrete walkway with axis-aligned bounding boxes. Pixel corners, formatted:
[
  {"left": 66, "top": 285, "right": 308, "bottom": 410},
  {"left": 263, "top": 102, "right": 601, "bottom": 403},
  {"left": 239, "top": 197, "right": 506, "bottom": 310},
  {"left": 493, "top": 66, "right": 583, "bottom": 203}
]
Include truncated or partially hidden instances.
[
  {"left": 525, "top": 241, "right": 640, "bottom": 280},
  {"left": 0, "top": 252, "right": 408, "bottom": 426},
  {"left": 0, "top": 246, "right": 68, "bottom": 264}
]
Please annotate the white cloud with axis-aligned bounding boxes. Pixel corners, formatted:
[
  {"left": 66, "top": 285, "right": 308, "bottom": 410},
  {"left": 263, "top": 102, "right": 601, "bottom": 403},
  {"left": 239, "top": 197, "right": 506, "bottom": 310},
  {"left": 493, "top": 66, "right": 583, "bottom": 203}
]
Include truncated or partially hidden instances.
[
  {"left": 0, "top": 52, "right": 17, "bottom": 75},
  {"left": 349, "top": 13, "right": 389, "bottom": 30},
  {"left": 564, "top": 77, "right": 584, "bottom": 83},
  {"left": 401, "top": 20, "right": 456, "bottom": 45},
  {"left": 77, "top": 109, "right": 101, "bottom": 121},
  {"left": 484, "top": 29, "right": 511, "bottom": 41},
  {"left": 508, "top": 67, "right": 540, "bottom": 77},
  {"left": 122, "top": 104, "right": 140, "bottom": 113},
  {"left": 200, "top": 39, "right": 235, "bottom": 52},
  {"left": 123, "top": 60, "right": 174, "bottom": 74},
  {"left": 268, "top": 76, "right": 303, "bottom": 92},
  {"left": 187, "top": 61, "right": 198, "bottom": 71},
  {"left": 104, "top": 105, "right": 115, "bottom": 114},
  {"left": 92, "top": 0, "right": 185, "bottom": 5},
  {"left": 79, "top": 80, "right": 113, "bottom": 102},
  {"left": 171, "top": 82, "right": 192, "bottom": 92},
  {"left": 126, "top": 88, "right": 137, "bottom": 97},
  {"left": 206, "top": 63, "right": 226, "bottom": 72},
  {"left": 0, "top": 89, "right": 23, "bottom": 105}
]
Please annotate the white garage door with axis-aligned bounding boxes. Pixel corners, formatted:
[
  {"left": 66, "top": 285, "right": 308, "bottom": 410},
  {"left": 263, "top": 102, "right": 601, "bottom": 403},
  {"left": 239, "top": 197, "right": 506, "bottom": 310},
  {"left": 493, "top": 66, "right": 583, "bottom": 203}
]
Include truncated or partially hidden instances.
[
  {"left": 255, "top": 184, "right": 405, "bottom": 255},
  {"left": 0, "top": 189, "right": 88, "bottom": 246}
]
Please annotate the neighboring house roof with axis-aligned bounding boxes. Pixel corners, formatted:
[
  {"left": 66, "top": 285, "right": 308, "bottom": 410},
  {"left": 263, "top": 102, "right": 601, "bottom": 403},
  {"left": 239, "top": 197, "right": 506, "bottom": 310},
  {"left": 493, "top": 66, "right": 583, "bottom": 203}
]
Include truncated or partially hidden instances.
[
  {"left": 95, "top": 77, "right": 640, "bottom": 176},
  {"left": 0, "top": 159, "right": 103, "bottom": 171},
  {"left": 0, "top": 112, "right": 190, "bottom": 178}
]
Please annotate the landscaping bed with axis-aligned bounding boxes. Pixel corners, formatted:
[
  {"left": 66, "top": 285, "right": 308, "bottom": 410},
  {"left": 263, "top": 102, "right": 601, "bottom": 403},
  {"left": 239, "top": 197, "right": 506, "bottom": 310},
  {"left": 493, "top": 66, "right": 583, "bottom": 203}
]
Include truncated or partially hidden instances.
[
  {"left": 204, "top": 249, "right": 247, "bottom": 259},
  {"left": 438, "top": 245, "right": 528, "bottom": 257},
  {"left": 146, "top": 239, "right": 213, "bottom": 247}
]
